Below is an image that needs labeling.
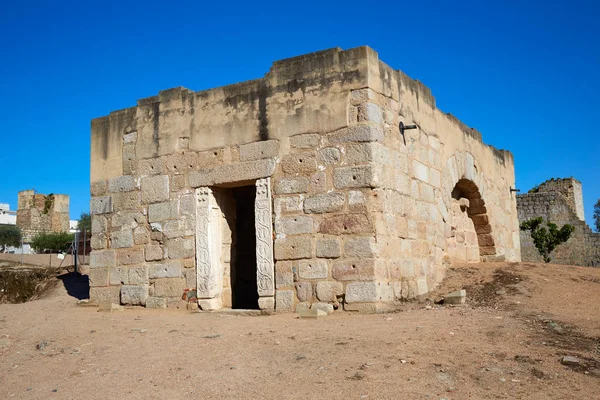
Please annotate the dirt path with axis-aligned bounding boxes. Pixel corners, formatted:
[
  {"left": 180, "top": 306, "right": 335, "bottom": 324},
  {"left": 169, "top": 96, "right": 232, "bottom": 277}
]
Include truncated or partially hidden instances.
[{"left": 0, "top": 262, "right": 598, "bottom": 399}]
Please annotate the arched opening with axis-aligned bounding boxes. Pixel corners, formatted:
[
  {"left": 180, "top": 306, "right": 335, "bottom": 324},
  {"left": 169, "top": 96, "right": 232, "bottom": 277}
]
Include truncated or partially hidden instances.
[{"left": 450, "top": 179, "right": 496, "bottom": 258}]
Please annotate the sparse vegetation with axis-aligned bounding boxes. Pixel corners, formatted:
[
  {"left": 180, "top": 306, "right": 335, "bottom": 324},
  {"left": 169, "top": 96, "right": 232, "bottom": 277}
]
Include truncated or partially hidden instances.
[
  {"left": 42, "top": 193, "right": 55, "bottom": 214},
  {"left": 77, "top": 212, "right": 91, "bottom": 232},
  {"left": 520, "top": 217, "right": 574, "bottom": 263},
  {"left": 0, "top": 225, "right": 22, "bottom": 251},
  {"left": 528, "top": 185, "right": 540, "bottom": 193},
  {"left": 31, "top": 232, "right": 74, "bottom": 253},
  {"left": 594, "top": 199, "right": 600, "bottom": 233}
]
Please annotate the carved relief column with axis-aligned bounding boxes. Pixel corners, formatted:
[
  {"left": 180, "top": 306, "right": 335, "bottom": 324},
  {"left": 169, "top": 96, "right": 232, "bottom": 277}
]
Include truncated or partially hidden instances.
[
  {"left": 255, "top": 178, "right": 275, "bottom": 310},
  {"left": 195, "top": 187, "right": 222, "bottom": 310}
]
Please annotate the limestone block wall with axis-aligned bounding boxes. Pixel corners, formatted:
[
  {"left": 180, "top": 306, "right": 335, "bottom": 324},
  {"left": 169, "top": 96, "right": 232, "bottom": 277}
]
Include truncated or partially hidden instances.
[
  {"left": 517, "top": 184, "right": 600, "bottom": 266},
  {"left": 16, "top": 190, "right": 70, "bottom": 242},
  {"left": 89, "top": 46, "right": 521, "bottom": 311}
]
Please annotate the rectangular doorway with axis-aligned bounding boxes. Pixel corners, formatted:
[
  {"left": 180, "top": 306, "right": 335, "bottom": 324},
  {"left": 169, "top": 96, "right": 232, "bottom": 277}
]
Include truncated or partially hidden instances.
[{"left": 196, "top": 178, "right": 274, "bottom": 311}]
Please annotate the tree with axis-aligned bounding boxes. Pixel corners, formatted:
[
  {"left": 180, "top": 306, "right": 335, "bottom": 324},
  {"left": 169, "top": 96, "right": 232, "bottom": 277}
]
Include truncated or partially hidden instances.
[
  {"left": 520, "top": 217, "right": 574, "bottom": 263},
  {"left": 77, "top": 212, "right": 91, "bottom": 232},
  {"left": 0, "top": 225, "right": 21, "bottom": 252},
  {"left": 31, "top": 232, "right": 74, "bottom": 253},
  {"left": 594, "top": 199, "right": 600, "bottom": 233}
]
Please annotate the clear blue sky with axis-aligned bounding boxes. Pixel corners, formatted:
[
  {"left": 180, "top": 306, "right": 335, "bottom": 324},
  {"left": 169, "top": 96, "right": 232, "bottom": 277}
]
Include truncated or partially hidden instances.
[{"left": 1, "top": 0, "right": 598, "bottom": 227}]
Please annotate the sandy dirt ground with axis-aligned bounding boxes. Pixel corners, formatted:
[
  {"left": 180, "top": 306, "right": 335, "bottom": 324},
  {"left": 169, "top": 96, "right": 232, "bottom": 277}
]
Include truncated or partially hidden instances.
[{"left": 0, "top": 262, "right": 599, "bottom": 400}]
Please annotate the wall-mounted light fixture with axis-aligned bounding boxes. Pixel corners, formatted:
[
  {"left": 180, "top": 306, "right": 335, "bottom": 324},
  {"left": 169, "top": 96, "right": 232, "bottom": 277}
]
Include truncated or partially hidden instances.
[
  {"left": 510, "top": 187, "right": 520, "bottom": 193},
  {"left": 399, "top": 121, "right": 417, "bottom": 145}
]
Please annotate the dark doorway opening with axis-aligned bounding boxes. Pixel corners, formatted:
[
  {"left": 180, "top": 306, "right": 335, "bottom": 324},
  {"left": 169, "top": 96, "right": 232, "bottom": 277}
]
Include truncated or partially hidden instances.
[{"left": 231, "top": 185, "right": 259, "bottom": 309}]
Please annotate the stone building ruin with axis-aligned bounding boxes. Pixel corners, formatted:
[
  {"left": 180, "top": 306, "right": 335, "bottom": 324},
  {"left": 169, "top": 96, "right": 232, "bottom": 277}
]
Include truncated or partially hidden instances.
[
  {"left": 517, "top": 177, "right": 600, "bottom": 266},
  {"left": 89, "top": 46, "right": 521, "bottom": 312},
  {"left": 16, "top": 190, "right": 70, "bottom": 242}
]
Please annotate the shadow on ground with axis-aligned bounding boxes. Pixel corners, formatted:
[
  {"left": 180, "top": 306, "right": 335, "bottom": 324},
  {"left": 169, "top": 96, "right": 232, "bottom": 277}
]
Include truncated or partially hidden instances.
[{"left": 57, "top": 272, "right": 90, "bottom": 300}]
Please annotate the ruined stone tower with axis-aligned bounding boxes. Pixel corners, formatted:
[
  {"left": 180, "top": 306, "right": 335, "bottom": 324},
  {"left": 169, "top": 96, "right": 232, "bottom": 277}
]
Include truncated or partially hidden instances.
[
  {"left": 16, "top": 190, "right": 70, "bottom": 242},
  {"left": 89, "top": 46, "right": 521, "bottom": 311}
]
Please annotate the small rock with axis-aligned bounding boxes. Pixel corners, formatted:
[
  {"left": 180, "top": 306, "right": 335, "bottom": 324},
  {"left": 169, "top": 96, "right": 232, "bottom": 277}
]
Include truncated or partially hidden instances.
[
  {"left": 444, "top": 289, "right": 466, "bottom": 305},
  {"left": 201, "top": 334, "right": 221, "bottom": 339},
  {"left": 400, "top": 359, "right": 407, "bottom": 364},
  {"left": 299, "top": 308, "right": 327, "bottom": 319},
  {"left": 561, "top": 356, "right": 580, "bottom": 365},
  {"left": 296, "top": 354, "right": 306, "bottom": 361},
  {"left": 36, "top": 341, "right": 50, "bottom": 350},
  {"left": 131, "top": 328, "right": 148, "bottom": 333},
  {"left": 348, "top": 370, "right": 366, "bottom": 380}
]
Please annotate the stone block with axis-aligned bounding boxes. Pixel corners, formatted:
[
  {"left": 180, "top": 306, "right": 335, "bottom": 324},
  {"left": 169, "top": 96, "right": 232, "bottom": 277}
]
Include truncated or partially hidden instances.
[
  {"left": 153, "top": 278, "right": 186, "bottom": 297},
  {"left": 112, "top": 192, "right": 140, "bottom": 211},
  {"left": 344, "top": 236, "right": 377, "bottom": 258},
  {"left": 129, "top": 265, "right": 149, "bottom": 284},
  {"left": 357, "top": 103, "right": 382, "bottom": 123},
  {"left": 319, "top": 214, "right": 373, "bottom": 235},
  {"left": 281, "top": 153, "right": 318, "bottom": 174},
  {"left": 275, "top": 290, "right": 295, "bottom": 312},
  {"left": 123, "top": 131, "right": 137, "bottom": 144},
  {"left": 91, "top": 215, "right": 108, "bottom": 235},
  {"left": 412, "top": 160, "right": 429, "bottom": 183},
  {"left": 274, "top": 196, "right": 304, "bottom": 214},
  {"left": 90, "top": 286, "right": 120, "bottom": 304},
  {"left": 138, "top": 158, "right": 165, "bottom": 176},
  {"left": 110, "top": 267, "right": 128, "bottom": 285},
  {"left": 258, "top": 297, "right": 275, "bottom": 310},
  {"left": 141, "top": 175, "right": 169, "bottom": 204},
  {"left": 310, "top": 171, "right": 327, "bottom": 192},
  {"left": 239, "top": 140, "right": 280, "bottom": 161},
  {"left": 167, "top": 237, "right": 195, "bottom": 259},
  {"left": 311, "top": 302, "right": 334, "bottom": 314},
  {"left": 148, "top": 200, "right": 179, "bottom": 222},
  {"left": 444, "top": 289, "right": 466, "bottom": 305},
  {"left": 333, "top": 165, "right": 382, "bottom": 189},
  {"left": 345, "top": 142, "right": 389, "bottom": 165},
  {"left": 90, "top": 250, "right": 116, "bottom": 268},
  {"left": 146, "top": 296, "right": 167, "bottom": 309},
  {"left": 303, "top": 192, "right": 345, "bottom": 214},
  {"left": 274, "top": 236, "right": 312, "bottom": 260},
  {"left": 332, "top": 259, "right": 377, "bottom": 281},
  {"left": 316, "top": 281, "right": 344, "bottom": 302},
  {"left": 184, "top": 268, "right": 196, "bottom": 289},
  {"left": 273, "top": 177, "right": 309, "bottom": 195},
  {"left": 117, "top": 248, "right": 144, "bottom": 265},
  {"left": 90, "top": 196, "right": 112, "bottom": 215},
  {"left": 345, "top": 282, "right": 378, "bottom": 303},
  {"left": 120, "top": 285, "right": 149, "bottom": 305},
  {"left": 133, "top": 227, "right": 149, "bottom": 245},
  {"left": 189, "top": 159, "right": 276, "bottom": 187},
  {"left": 145, "top": 244, "right": 163, "bottom": 261},
  {"left": 275, "top": 261, "right": 294, "bottom": 288},
  {"left": 111, "top": 229, "right": 133, "bottom": 249},
  {"left": 349, "top": 88, "right": 376, "bottom": 105},
  {"left": 275, "top": 215, "right": 314, "bottom": 235},
  {"left": 295, "top": 282, "right": 312, "bottom": 302},
  {"left": 290, "top": 133, "right": 320, "bottom": 149},
  {"left": 91, "top": 234, "right": 107, "bottom": 250},
  {"left": 108, "top": 175, "right": 136, "bottom": 193},
  {"left": 88, "top": 267, "right": 109, "bottom": 287},
  {"left": 328, "top": 124, "right": 383, "bottom": 143},
  {"left": 111, "top": 213, "right": 140, "bottom": 230},
  {"left": 316, "top": 238, "right": 341, "bottom": 258},
  {"left": 149, "top": 261, "right": 182, "bottom": 278},
  {"left": 318, "top": 147, "right": 341, "bottom": 165},
  {"left": 90, "top": 180, "right": 108, "bottom": 197},
  {"left": 298, "top": 259, "right": 328, "bottom": 279}
]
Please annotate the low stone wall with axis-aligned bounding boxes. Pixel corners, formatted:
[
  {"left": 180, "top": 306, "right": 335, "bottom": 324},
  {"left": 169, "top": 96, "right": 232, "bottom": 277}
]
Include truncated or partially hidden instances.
[{"left": 0, "top": 253, "right": 86, "bottom": 268}]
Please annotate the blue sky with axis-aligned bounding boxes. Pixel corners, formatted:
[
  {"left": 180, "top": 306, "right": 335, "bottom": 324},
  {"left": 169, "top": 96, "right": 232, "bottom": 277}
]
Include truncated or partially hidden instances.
[{"left": 1, "top": 0, "right": 598, "bottom": 227}]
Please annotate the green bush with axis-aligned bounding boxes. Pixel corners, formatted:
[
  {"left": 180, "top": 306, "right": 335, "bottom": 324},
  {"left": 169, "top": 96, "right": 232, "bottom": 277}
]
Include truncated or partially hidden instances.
[
  {"left": 77, "top": 212, "right": 91, "bottom": 232},
  {"left": 520, "top": 217, "right": 574, "bottom": 263},
  {"left": 0, "top": 225, "right": 22, "bottom": 251},
  {"left": 31, "top": 232, "right": 74, "bottom": 253}
]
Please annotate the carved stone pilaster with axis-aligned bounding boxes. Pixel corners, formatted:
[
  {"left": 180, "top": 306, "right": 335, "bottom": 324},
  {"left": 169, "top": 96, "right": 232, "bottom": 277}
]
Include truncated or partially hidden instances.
[
  {"left": 255, "top": 178, "right": 275, "bottom": 299},
  {"left": 195, "top": 187, "right": 221, "bottom": 307}
]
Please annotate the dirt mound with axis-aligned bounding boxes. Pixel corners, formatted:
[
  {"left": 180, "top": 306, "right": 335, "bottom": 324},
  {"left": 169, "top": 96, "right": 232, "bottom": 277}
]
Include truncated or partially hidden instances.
[{"left": 0, "top": 262, "right": 65, "bottom": 304}]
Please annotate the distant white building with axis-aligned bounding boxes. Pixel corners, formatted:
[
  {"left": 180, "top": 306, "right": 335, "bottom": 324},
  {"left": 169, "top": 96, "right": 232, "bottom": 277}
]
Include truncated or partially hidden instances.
[
  {"left": 70, "top": 220, "right": 79, "bottom": 233},
  {"left": 0, "top": 203, "right": 17, "bottom": 225}
]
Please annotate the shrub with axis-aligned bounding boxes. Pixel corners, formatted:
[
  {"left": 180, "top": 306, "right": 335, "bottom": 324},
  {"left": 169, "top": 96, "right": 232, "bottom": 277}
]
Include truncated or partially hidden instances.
[
  {"left": 0, "top": 225, "right": 21, "bottom": 251},
  {"left": 31, "top": 232, "right": 74, "bottom": 253},
  {"left": 77, "top": 212, "right": 91, "bottom": 232},
  {"left": 520, "top": 217, "right": 574, "bottom": 263}
]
